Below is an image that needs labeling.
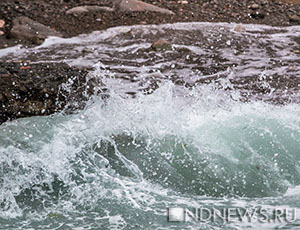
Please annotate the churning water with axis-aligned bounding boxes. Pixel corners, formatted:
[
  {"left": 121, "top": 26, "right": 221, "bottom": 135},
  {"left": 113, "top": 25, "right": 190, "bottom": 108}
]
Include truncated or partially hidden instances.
[{"left": 1, "top": 22, "right": 300, "bottom": 229}]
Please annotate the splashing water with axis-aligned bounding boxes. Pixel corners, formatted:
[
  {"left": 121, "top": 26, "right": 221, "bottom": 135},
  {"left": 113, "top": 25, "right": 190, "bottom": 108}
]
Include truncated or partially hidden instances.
[
  {"left": 1, "top": 22, "right": 300, "bottom": 229},
  {"left": 1, "top": 78, "right": 300, "bottom": 229}
]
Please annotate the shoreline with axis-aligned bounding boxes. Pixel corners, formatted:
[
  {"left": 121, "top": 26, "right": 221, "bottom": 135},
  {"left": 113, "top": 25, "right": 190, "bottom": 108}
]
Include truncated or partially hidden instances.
[{"left": 0, "top": 0, "right": 300, "bottom": 49}]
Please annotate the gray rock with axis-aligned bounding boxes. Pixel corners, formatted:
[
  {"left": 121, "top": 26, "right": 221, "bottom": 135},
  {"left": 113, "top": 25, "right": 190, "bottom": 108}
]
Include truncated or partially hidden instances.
[
  {"left": 66, "top": 6, "right": 114, "bottom": 15},
  {"left": 10, "top": 16, "right": 61, "bottom": 44},
  {"left": 250, "top": 11, "right": 265, "bottom": 19},
  {"left": 116, "top": 0, "right": 174, "bottom": 15}
]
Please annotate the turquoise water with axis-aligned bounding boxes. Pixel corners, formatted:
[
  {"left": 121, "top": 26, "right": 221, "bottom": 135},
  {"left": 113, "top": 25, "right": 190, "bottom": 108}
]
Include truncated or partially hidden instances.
[
  {"left": 1, "top": 82, "right": 300, "bottom": 229},
  {"left": 1, "top": 21, "right": 300, "bottom": 229}
]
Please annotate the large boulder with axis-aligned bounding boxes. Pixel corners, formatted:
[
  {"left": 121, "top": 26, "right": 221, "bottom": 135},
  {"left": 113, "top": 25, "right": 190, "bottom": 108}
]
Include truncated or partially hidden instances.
[
  {"left": 10, "top": 16, "right": 61, "bottom": 44},
  {"left": 66, "top": 5, "right": 114, "bottom": 15},
  {"left": 116, "top": 0, "right": 174, "bottom": 15}
]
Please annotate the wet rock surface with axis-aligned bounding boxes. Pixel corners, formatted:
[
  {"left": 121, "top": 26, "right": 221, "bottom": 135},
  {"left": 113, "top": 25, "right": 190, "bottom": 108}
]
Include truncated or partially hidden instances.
[
  {"left": 0, "top": 0, "right": 300, "bottom": 124},
  {"left": 4, "top": 22, "right": 298, "bottom": 105},
  {"left": 0, "top": 62, "right": 103, "bottom": 124}
]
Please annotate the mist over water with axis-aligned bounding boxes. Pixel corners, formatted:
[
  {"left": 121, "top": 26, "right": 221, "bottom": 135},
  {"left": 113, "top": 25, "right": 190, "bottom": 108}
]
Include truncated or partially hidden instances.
[{"left": 1, "top": 22, "right": 300, "bottom": 229}]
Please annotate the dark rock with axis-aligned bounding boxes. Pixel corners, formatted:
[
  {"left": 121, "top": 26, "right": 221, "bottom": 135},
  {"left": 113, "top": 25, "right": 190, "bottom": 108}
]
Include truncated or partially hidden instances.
[
  {"left": 116, "top": 0, "right": 174, "bottom": 15},
  {"left": 66, "top": 6, "right": 114, "bottom": 15},
  {"left": 10, "top": 16, "right": 62, "bottom": 44},
  {"left": 288, "top": 14, "right": 300, "bottom": 23},
  {"left": 0, "top": 62, "right": 104, "bottom": 125},
  {"left": 177, "top": 47, "right": 191, "bottom": 53},
  {"left": 250, "top": 11, "right": 265, "bottom": 19}
]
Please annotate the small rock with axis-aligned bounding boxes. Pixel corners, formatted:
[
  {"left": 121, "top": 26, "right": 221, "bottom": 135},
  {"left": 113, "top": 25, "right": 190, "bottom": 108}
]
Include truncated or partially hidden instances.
[
  {"left": 20, "top": 66, "right": 31, "bottom": 70},
  {"left": 10, "top": 17, "right": 61, "bottom": 44},
  {"left": 66, "top": 6, "right": 89, "bottom": 14},
  {"left": 0, "top": 20, "right": 5, "bottom": 28},
  {"left": 179, "top": 0, "right": 188, "bottom": 4},
  {"left": 177, "top": 47, "right": 191, "bottom": 53},
  {"left": 260, "top": 0, "right": 268, "bottom": 5},
  {"left": 117, "top": 0, "right": 174, "bottom": 15},
  {"left": 66, "top": 5, "right": 114, "bottom": 15},
  {"left": 151, "top": 39, "right": 172, "bottom": 52},
  {"left": 231, "top": 12, "right": 239, "bottom": 18},
  {"left": 82, "top": 48, "right": 93, "bottom": 54},
  {"left": 0, "top": 30, "right": 4, "bottom": 36},
  {"left": 233, "top": 24, "right": 246, "bottom": 33},
  {"left": 250, "top": 11, "right": 265, "bottom": 19},
  {"left": 31, "top": 37, "right": 46, "bottom": 45},
  {"left": 288, "top": 14, "right": 300, "bottom": 23},
  {"left": 293, "top": 49, "right": 300, "bottom": 54},
  {"left": 249, "top": 3, "right": 260, "bottom": 10}
]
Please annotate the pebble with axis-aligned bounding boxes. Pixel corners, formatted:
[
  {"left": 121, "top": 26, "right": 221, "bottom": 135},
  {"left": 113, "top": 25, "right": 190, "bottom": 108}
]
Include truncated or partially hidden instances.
[
  {"left": 293, "top": 49, "right": 300, "bottom": 54},
  {"left": 0, "top": 31, "right": 4, "bottom": 36},
  {"left": 20, "top": 66, "right": 31, "bottom": 70},
  {"left": 0, "top": 20, "right": 5, "bottom": 28},
  {"left": 249, "top": 3, "right": 260, "bottom": 10}
]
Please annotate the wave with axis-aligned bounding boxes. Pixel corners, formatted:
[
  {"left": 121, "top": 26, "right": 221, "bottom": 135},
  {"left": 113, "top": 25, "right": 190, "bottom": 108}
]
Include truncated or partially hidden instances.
[{"left": 1, "top": 74, "right": 300, "bottom": 229}]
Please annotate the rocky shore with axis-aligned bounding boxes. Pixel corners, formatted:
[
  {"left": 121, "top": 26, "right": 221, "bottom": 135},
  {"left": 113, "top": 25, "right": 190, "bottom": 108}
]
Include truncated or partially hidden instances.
[
  {"left": 0, "top": 0, "right": 300, "bottom": 48},
  {"left": 0, "top": 62, "right": 103, "bottom": 124},
  {"left": 0, "top": 0, "right": 300, "bottom": 124}
]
